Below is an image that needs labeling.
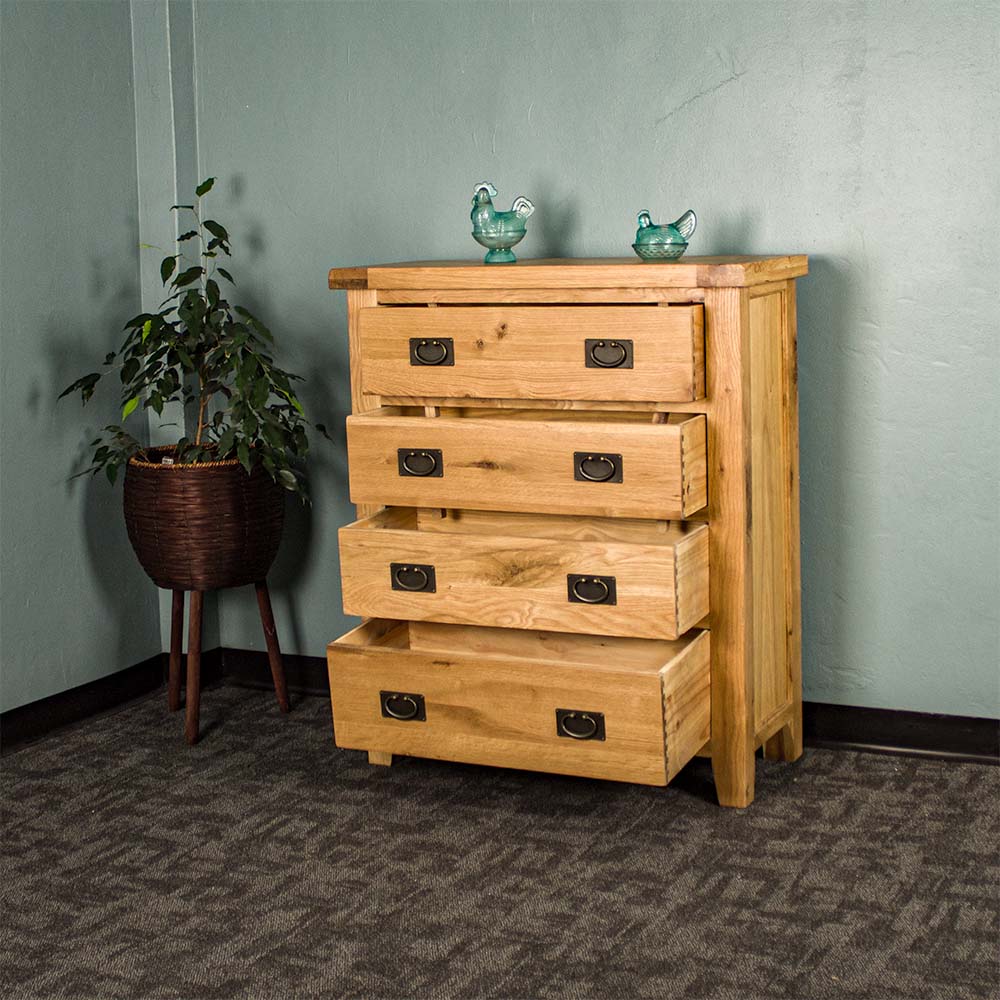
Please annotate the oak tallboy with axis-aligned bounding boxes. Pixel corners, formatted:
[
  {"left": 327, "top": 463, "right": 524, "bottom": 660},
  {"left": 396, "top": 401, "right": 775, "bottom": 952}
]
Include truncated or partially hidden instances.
[{"left": 327, "top": 257, "right": 807, "bottom": 807}]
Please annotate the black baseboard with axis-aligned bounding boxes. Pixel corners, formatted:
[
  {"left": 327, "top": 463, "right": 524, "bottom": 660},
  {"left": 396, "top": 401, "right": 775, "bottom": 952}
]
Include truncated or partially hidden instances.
[
  {"left": 4, "top": 646, "right": 998, "bottom": 765},
  {"left": 803, "top": 701, "right": 998, "bottom": 765},
  {"left": 221, "top": 648, "right": 330, "bottom": 697},
  {"left": 1, "top": 650, "right": 223, "bottom": 754}
]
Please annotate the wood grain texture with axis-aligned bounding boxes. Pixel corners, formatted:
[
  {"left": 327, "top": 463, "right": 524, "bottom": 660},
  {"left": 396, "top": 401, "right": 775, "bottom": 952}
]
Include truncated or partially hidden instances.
[
  {"left": 358, "top": 305, "right": 705, "bottom": 402},
  {"left": 329, "top": 256, "right": 809, "bottom": 290},
  {"left": 703, "top": 287, "right": 756, "bottom": 808},
  {"left": 326, "top": 620, "right": 710, "bottom": 786},
  {"left": 377, "top": 288, "right": 707, "bottom": 304},
  {"left": 749, "top": 290, "right": 790, "bottom": 730},
  {"left": 661, "top": 631, "right": 712, "bottom": 781},
  {"left": 764, "top": 281, "right": 804, "bottom": 762},
  {"left": 378, "top": 395, "right": 710, "bottom": 413},
  {"left": 347, "top": 288, "right": 382, "bottom": 518},
  {"left": 338, "top": 508, "right": 709, "bottom": 640},
  {"left": 346, "top": 408, "right": 708, "bottom": 520}
]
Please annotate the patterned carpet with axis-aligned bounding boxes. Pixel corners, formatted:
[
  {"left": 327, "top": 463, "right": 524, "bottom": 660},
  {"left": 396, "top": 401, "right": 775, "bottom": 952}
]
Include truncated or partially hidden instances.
[{"left": 1, "top": 685, "right": 997, "bottom": 1000}]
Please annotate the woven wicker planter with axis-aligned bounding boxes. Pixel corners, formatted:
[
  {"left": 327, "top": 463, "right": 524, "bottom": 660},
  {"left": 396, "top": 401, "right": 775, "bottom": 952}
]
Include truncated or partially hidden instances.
[{"left": 123, "top": 446, "right": 285, "bottom": 591}]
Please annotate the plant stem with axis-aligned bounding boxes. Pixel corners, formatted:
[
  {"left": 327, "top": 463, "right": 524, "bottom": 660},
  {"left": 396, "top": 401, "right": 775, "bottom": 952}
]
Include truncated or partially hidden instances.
[{"left": 195, "top": 373, "right": 207, "bottom": 446}]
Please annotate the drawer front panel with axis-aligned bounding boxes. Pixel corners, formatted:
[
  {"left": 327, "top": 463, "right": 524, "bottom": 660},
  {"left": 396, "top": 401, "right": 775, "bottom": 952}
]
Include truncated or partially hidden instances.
[
  {"left": 347, "top": 410, "right": 708, "bottom": 519},
  {"left": 358, "top": 305, "right": 705, "bottom": 402},
  {"left": 339, "top": 511, "right": 709, "bottom": 640},
  {"left": 327, "top": 620, "right": 711, "bottom": 785}
]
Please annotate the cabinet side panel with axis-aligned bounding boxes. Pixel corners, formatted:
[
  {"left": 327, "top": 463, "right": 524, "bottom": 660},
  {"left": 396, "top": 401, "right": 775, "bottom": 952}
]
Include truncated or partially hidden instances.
[
  {"left": 347, "top": 288, "right": 382, "bottom": 518},
  {"left": 749, "top": 290, "right": 792, "bottom": 729}
]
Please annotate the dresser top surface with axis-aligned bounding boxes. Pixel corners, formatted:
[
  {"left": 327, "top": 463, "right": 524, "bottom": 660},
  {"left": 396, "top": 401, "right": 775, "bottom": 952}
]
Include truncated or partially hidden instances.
[{"left": 328, "top": 255, "right": 808, "bottom": 291}]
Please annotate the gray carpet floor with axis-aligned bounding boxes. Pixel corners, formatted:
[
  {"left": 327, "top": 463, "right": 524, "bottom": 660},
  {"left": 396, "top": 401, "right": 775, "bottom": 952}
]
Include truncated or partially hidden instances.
[{"left": 1, "top": 685, "right": 997, "bottom": 1000}]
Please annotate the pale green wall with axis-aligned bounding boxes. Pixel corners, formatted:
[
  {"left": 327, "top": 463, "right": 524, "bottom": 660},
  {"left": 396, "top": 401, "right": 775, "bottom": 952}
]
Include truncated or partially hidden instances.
[
  {"left": 0, "top": 1, "right": 161, "bottom": 711},
  {"left": 191, "top": 0, "right": 1000, "bottom": 718},
  {"left": 2, "top": 1, "right": 998, "bottom": 720}
]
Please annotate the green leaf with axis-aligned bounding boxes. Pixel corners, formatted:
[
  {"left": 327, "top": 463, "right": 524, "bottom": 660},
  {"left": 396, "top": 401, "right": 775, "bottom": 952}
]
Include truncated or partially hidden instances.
[
  {"left": 121, "top": 358, "right": 140, "bottom": 383},
  {"left": 177, "top": 230, "right": 199, "bottom": 241},
  {"left": 122, "top": 396, "right": 139, "bottom": 421},
  {"left": 252, "top": 377, "right": 269, "bottom": 409},
  {"left": 141, "top": 319, "right": 153, "bottom": 342},
  {"left": 58, "top": 372, "right": 101, "bottom": 400},
  {"left": 106, "top": 463, "right": 118, "bottom": 485},
  {"left": 160, "top": 256, "right": 177, "bottom": 283},
  {"left": 278, "top": 469, "right": 297, "bottom": 491},
  {"left": 204, "top": 220, "right": 228, "bottom": 241},
  {"left": 281, "top": 390, "right": 305, "bottom": 415},
  {"left": 172, "top": 266, "right": 203, "bottom": 288},
  {"left": 216, "top": 428, "right": 236, "bottom": 455},
  {"left": 175, "top": 347, "right": 194, "bottom": 370},
  {"left": 104, "top": 351, "right": 116, "bottom": 365},
  {"left": 237, "top": 441, "right": 251, "bottom": 473},
  {"left": 217, "top": 267, "right": 235, "bottom": 284},
  {"left": 170, "top": 204, "right": 194, "bottom": 211},
  {"left": 195, "top": 177, "right": 215, "bottom": 197}
]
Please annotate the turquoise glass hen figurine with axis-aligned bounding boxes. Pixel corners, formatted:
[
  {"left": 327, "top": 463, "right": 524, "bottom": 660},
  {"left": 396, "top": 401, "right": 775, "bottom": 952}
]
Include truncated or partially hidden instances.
[
  {"left": 471, "top": 182, "right": 535, "bottom": 263},
  {"left": 632, "top": 209, "right": 697, "bottom": 260}
]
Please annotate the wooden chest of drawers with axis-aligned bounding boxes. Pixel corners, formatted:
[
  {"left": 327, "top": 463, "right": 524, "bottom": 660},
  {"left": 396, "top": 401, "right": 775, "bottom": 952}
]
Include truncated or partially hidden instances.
[{"left": 327, "top": 256, "right": 807, "bottom": 807}]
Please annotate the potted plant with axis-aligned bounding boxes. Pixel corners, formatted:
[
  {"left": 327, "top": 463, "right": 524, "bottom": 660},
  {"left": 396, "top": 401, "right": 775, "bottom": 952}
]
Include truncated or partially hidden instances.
[{"left": 60, "top": 177, "right": 327, "bottom": 743}]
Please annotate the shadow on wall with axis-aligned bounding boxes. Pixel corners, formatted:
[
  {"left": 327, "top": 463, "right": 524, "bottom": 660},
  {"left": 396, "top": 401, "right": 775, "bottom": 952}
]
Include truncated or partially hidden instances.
[
  {"left": 45, "top": 269, "right": 162, "bottom": 670},
  {"left": 710, "top": 211, "right": 761, "bottom": 255},
  {"left": 795, "top": 254, "right": 863, "bottom": 705},
  {"left": 529, "top": 174, "right": 580, "bottom": 257},
  {"left": 258, "top": 316, "right": 353, "bottom": 655}
]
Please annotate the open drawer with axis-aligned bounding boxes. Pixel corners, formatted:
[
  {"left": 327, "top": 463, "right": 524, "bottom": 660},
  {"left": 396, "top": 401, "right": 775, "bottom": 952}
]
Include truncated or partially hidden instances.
[
  {"left": 346, "top": 407, "right": 708, "bottom": 519},
  {"left": 326, "top": 620, "right": 710, "bottom": 786},
  {"left": 339, "top": 508, "right": 709, "bottom": 640}
]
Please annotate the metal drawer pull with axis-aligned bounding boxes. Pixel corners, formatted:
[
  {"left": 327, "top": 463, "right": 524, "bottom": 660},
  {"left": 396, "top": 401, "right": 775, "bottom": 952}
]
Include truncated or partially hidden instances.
[
  {"left": 556, "top": 709, "right": 606, "bottom": 741},
  {"left": 398, "top": 448, "right": 443, "bottom": 477},
  {"left": 390, "top": 563, "right": 436, "bottom": 593},
  {"left": 410, "top": 337, "right": 454, "bottom": 366},
  {"left": 585, "top": 338, "right": 632, "bottom": 369},
  {"left": 567, "top": 574, "right": 616, "bottom": 605},
  {"left": 573, "top": 452, "right": 622, "bottom": 483},
  {"left": 380, "top": 691, "right": 426, "bottom": 722}
]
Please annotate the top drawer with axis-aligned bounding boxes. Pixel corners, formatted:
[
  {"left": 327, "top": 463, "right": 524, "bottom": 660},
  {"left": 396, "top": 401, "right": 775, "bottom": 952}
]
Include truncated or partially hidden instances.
[{"left": 358, "top": 305, "right": 705, "bottom": 403}]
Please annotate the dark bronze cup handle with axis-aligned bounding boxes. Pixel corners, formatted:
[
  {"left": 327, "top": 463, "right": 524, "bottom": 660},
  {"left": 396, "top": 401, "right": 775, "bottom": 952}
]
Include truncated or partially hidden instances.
[
  {"left": 401, "top": 451, "right": 438, "bottom": 477},
  {"left": 571, "top": 577, "right": 610, "bottom": 604},
  {"left": 393, "top": 565, "right": 430, "bottom": 592},
  {"left": 578, "top": 455, "right": 617, "bottom": 482},
  {"left": 588, "top": 340, "right": 628, "bottom": 368},
  {"left": 414, "top": 339, "right": 448, "bottom": 365},
  {"left": 558, "top": 712, "right": 600, "bottom": 740},
  {"left": 383, "top": 694, "right": 420, "bottom": 720}
]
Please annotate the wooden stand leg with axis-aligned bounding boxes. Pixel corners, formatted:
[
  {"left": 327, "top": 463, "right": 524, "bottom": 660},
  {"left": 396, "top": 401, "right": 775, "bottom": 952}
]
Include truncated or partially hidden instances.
[
  {"left": 368, "top": 750, "right": 393, "bottom": 767},
  {"left": 254, "top": 580, "right": 289, "bottom": 713},
  {"left": 168, "top": 589, "right": 184, "bottom": 712},
  {"left": 185, "top": 590, "right": 203, "bottom": 745}
]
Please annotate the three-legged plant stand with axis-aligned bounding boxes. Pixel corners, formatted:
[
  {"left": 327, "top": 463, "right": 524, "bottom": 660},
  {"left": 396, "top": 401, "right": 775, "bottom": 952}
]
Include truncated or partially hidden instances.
[{"left": 167, "top": 580, "right": 289, "bottom": 744}]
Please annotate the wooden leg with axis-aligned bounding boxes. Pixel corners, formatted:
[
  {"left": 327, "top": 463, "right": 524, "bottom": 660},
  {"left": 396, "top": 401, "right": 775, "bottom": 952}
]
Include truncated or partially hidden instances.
[
  {"left": 764, "top": 708, "right": 804, "bottom": 762},
  {"left": 368, "top": 750, "right": 393, "bottom": 767},
  {"left": 255, "top": 580, "right": 289, "bottom": 713},
  {"left": 168, "top": 589, "right": 184, "bottom": 712},
  {"left": 185, "top": 590, "right": 203, "bottom": 745},
  {"left": 712, "top": 747, "right": 756, "bottom": 808}
]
